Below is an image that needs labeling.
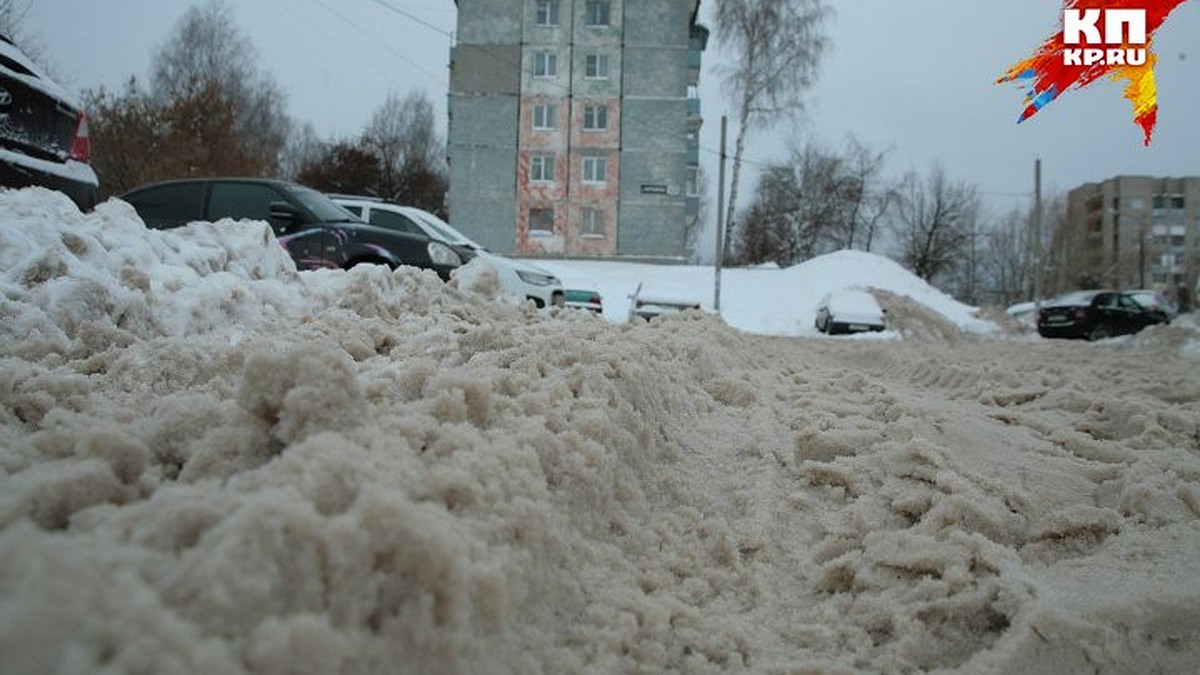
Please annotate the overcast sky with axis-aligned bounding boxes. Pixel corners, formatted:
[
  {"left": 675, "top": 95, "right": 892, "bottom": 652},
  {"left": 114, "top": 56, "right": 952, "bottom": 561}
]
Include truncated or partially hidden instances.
[{"left": 24, "top": 0, "right": 1200, "bottom": 253}]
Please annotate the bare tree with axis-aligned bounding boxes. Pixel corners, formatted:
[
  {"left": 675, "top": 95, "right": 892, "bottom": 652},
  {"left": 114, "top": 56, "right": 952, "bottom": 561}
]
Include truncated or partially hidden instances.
[
  {"left": 978, "top": 208, "right": 1032, "bottom": 306},
  {"left": 736, "top": 135, "right": 891, "bottom": 265},
  {"left": 278, "top": 122, "right": 327, "bottom": 182},
  {"left": 715, "top": 0, "right": 830, "bottom": 262},
  {"left": 297, "top": 141, "right": 382, "bottom": 196},
  {"left": 150, "top": 0, "right": 291, "bottom": 173},
  {"left": 892, "top": 165, "right": 980, "bottom": 285},
  {"left": 737, "top": 163, "right": 801, "bottom": 265},
  {"left": 361, "top": 91, "right": 448, "bottom": 214},
  {"left": 86, "top": 77, "right": 271, "bottom": 197},
  {"left": 839, "top": 136, "right": 890, "bottom": 251}
]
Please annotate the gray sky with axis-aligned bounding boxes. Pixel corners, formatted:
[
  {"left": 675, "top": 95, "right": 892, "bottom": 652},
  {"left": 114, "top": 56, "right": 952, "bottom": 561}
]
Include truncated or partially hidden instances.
[{"left": 25, "top": 0, "right": 1200, "bottom": 253}]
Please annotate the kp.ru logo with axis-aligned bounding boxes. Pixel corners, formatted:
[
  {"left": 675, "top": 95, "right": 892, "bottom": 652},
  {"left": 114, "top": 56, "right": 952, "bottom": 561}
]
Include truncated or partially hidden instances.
[
  {"left": 996, "top": 0, "right": 1190, "bottom": 145},
  {"left": 1061, "top": 8, "right": 1146, "bottom": 65}
]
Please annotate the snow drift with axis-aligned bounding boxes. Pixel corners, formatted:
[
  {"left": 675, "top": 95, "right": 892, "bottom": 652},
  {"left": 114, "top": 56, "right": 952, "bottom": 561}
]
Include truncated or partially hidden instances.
[{"left": 2, "top": 188, "right": 1199, "bottom": 674}]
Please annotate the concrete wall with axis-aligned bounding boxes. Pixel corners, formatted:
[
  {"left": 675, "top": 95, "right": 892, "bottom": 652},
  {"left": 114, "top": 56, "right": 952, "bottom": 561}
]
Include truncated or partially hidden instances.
[{"left": 448, "top": 0, "right": 703, "bottom": 259}]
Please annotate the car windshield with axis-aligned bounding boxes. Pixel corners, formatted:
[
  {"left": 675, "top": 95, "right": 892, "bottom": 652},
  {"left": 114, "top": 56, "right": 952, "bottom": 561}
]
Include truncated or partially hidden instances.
[
  {"left": 287, "top": 185, "right": 361, "bottom": 223},
  {"left": 405, "top": 209, "right": 485, "bottom": 249}
]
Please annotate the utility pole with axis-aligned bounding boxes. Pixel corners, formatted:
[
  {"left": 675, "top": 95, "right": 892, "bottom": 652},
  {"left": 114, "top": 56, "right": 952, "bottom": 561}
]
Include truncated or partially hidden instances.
[
  {"left": 1033, "top": 158, "right": 1043, "bottom": 310},
  {"left": 714, "top": 115, "right": 727, "bottom": 312}
]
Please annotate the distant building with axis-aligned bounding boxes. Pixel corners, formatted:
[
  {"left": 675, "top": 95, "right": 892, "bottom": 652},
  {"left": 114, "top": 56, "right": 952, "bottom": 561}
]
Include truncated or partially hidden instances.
[
  {"left": 1055, "top": 176, "right": 1199, "bottom": 300},
  {"left": 446, "top": 0, "right": 707, "bottom": 259}
]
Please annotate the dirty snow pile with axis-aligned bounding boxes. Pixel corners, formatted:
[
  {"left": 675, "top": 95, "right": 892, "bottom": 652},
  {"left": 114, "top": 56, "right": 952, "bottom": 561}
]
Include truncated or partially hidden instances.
[{"left": 2, "top": 188, "right": 1199, "bottom": 674}]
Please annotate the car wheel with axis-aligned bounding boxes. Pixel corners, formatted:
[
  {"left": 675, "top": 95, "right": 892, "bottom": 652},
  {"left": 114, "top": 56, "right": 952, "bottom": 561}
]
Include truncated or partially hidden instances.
[{"left": 1086, "top": 323, "right": 1109, "bottom": 341}]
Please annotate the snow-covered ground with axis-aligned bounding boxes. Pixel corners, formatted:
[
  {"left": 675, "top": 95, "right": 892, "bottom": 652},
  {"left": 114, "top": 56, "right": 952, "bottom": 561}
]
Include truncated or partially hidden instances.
[{"left": 3, "top": 188, "right": 1200, "bottom": 674}]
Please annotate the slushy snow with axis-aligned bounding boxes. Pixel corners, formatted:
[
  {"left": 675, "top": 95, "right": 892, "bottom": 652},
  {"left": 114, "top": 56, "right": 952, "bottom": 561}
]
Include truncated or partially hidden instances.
[{"left": 2, "top": 188, "right": 1199, "bottom": 674}]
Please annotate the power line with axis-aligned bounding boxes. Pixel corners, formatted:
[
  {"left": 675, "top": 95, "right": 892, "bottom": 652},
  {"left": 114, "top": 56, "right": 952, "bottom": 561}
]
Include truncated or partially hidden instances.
[{"left": 306, "top": 0, "right": 445, "bottom": 85}]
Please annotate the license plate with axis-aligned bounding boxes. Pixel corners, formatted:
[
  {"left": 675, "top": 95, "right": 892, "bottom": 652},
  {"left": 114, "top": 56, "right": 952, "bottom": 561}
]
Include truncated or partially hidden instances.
[{"left": 848, "top": 324, "right": 870, "bottom": 331}]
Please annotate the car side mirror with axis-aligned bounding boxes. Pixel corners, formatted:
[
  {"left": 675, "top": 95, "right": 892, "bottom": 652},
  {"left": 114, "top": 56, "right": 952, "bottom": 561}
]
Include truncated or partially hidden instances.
[{"left": 268, "top": 201, "right": 300, "bottom": 233}]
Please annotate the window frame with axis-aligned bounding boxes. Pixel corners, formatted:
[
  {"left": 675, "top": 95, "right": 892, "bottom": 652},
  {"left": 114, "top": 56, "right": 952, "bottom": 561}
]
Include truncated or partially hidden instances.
[
  {"left": 581, "top": 156, "right": 607, "bottom": 184},
  {"left": 581, "top": 208, "right": 605, "bottom": 238},
  {"left": 535, "top": 0, "right": 559, "bottom": 26},
  {"left": 533, "top": 51, "right": 557, "bottom": 78},
  {"left": 583, "top": 104, "right": 608, "bottom": 131},
  {"left": 584, "top": 53, "right": 609, "bottom": 80},
  {"left": 584, "top": 0, "right": 611, "bottom": 26},
  {"left": 532, "top": 103, "right": 558, "bottom": 130},
  {"left": 530, "top": 154, "right": 556, "bottom": 183},
  {"left": 529, "top": 207, "right": 555, "bottom": 235}
]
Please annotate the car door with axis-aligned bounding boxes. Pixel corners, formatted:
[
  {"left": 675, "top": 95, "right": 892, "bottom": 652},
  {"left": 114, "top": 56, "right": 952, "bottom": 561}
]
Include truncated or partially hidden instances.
[
  {"left": 206, "top": 181, "right": 328, "bottom": 269},
  {"left": 1091, "top": 292, "right": 1119, "bottom": 333},
  {"left": 1116, "top": 293, "right": 1152, "bottom": 334}
]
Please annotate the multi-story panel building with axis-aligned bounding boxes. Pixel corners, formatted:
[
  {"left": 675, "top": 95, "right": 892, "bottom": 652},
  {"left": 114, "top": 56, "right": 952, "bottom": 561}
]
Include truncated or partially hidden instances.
[
  {"left": 1055, "top": 176, "right": 1200, "bottom": 300},
  {"left": 447, "top": 0, "right": 706, "bottom": 259}
]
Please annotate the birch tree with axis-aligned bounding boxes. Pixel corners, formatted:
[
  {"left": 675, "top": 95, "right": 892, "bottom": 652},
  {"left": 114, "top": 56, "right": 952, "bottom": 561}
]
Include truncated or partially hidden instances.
[
  {"left": 715, "top": 0, "right": 830, "bottom": 262},
  {"left": 150, "top": 0, "right": 291, "bottom": 173}
]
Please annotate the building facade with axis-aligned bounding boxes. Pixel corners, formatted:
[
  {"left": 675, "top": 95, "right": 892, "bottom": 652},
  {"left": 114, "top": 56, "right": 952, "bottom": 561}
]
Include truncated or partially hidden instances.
[
  {"left": 1055, "top": 176, "right": 1200, "bottom": 300},
  {"left": 446, "top": 0, "right": 706, "bottom": 259}
]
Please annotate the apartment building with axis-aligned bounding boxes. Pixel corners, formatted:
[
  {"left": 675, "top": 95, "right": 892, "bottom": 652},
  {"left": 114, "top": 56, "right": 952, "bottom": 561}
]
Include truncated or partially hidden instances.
[
  {"left": 446, "top": 0, "right": 706, "bottom": 259},
  {"left": 1054, "top": 176, "right": 1200, "bottom": 299}
]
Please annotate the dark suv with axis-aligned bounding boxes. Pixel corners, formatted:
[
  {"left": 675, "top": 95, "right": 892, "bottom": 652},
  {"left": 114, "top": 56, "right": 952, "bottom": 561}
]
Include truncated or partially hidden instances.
[
  {"left": 0, "top": 35, "right": 98, "bottom": 210},
  {"left": 121, "top": 178, "right": 461, "bottom": 279}
]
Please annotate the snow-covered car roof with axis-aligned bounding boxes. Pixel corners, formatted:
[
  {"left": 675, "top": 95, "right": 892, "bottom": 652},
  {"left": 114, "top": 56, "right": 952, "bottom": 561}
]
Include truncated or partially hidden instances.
[{"left": 822, "top": 288, "right": 883, "bottom": 314}]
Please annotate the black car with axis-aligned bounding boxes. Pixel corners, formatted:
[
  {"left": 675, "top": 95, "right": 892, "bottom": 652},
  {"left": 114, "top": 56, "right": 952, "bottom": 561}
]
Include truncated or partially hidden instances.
[
  {"left": 121, "top": 178, "right": 462, "bottom": 279},
  {"left": 1036, "top": 290, "right": 1164, "bottom": 341},
  {"left": 0, "top": 35, "right": 98, "bottom": 210}
]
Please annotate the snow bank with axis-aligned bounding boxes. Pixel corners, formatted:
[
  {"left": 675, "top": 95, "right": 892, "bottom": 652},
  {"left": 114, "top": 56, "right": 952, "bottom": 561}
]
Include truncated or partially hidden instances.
[
  {"left": 537, "top": 249, "right": 997, "bottom": 337},
  {"left": 2, "top": 189, "right": 1199, "bottom": 674}
]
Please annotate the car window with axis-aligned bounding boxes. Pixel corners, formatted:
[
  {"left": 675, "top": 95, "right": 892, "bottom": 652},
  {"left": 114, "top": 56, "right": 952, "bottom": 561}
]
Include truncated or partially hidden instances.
[
  {"left": 125, "top": 182, "right": 206, "bottom": 229},
  {"left": 287, "top": 185, "right": 357, "bottom": 222},
  {"left": 1093, "top": 293, "right": 1116, "bottom": 308},
  {"left": 1118, "top": 295, "right": 1141, "bottom": 311},
  {"left": 340, "top": 204, "right": 363, "bottom": 217},
  {"left": 207, "top": 182, "right": 288, "bottom": 222},
  {"left": 368, "top": 209, "right": 425, "bottom": 236}
]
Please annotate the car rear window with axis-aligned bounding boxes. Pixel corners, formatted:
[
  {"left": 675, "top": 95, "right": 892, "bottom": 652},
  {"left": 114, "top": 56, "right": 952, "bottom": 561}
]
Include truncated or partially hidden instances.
[{"left": 125, "top": 182, "right": 206, "bottom": 229}]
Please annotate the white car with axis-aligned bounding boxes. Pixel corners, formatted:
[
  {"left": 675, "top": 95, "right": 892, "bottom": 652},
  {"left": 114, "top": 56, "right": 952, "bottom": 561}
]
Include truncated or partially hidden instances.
[
  {"left": 814, "top": 289, "right": 887, "bottom": 335},
  {"left": 331, "top": 197, "right": 564, "bottom": 308}
]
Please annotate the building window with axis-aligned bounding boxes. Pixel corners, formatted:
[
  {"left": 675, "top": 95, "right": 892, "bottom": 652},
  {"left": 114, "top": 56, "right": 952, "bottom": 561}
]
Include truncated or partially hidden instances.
[
  {"left": 529, "top": 208, "right": 554, "bottom": 234},
  {"left": 585, "top": 54, "right": 609, "bottom": 79},
  {"left": 530, "top": 154, "right": 555, "bottom": 183},
  {"left": 583, "top": 104, "right": 607, "bottom": 131},
  {"left": 534, "top": 51, "right": 557, "bottom": 78},
  {"left": 582, "top": 156, "right": 607, "bottom": 184},
  {"left": 582, "top": 208, "right": 605, "bottom": 238},
  {"left": 585, "top": 0, "right": 610, "bottom": 26},
  {"left": 686, "top": 166, "right": 699, "bottom": 197},
  {"left": 533, "top": 103, "right": 558, "bottom": 130},
  {"left": 535, "top": 0, "right": 559, "bottom": 26}
]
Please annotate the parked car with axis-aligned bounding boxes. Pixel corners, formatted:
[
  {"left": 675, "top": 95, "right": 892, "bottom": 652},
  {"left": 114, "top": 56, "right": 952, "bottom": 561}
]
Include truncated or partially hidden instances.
[
  {"left": 121, "top": 178, "right": 461, "bottom": 279},
  {"left": 563, "top": 279, "right": 603, "bottom": 314},
  {"left": 1036, "top": 290, "right": 1164, "bottom": 340},
  {"left": 626, "top": 281, "right": 701, "bottom": 321},
  {"left": 0, "top": 35, "right": 98, "bottom": 210},
  {"left": 1127, "top": 289, "right": 1177, "bottom": 324},
  {"left": 815, "top": 289, "right": 887, "bottom": 335},
  {"left": 331, "top": 196, "right": 564, "bottom": 308}
]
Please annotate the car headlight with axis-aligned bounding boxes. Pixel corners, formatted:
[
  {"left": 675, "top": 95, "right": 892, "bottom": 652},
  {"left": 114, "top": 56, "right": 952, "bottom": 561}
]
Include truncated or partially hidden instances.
[
  {"left": 427, "top": 241, "right": 461, "bottom": 267},
  {"left": 516, "top": 270, "right": 558, "bottom": 286}
]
